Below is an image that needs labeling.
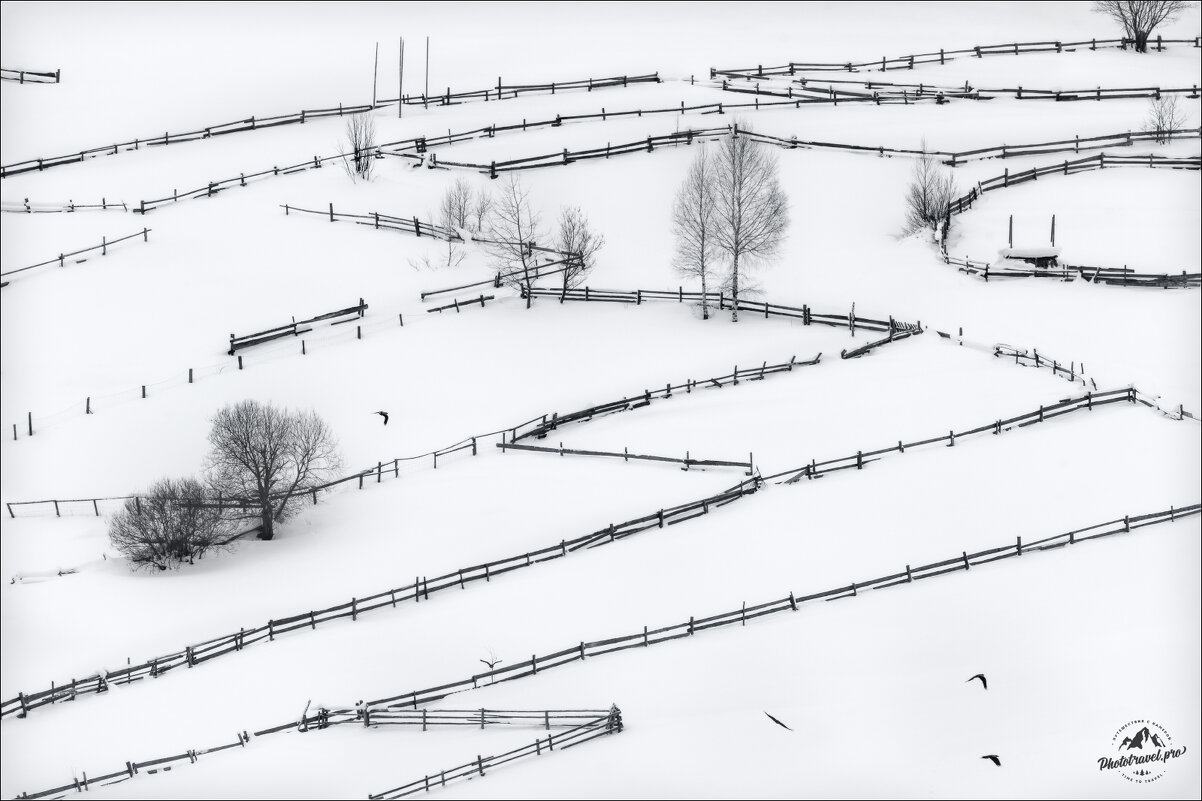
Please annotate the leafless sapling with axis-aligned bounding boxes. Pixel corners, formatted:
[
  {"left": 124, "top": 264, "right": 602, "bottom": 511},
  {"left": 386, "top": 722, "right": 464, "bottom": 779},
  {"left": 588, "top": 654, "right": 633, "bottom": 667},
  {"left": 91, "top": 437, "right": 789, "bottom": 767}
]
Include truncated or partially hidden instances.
[
  {"left": 484, "top": 175, "right": 543, "bottom": 308},
  {"left": 1145, "top": 94, "right": 1188, "bottom": 143},
  {"left": 555, "top": 206, "right": 605, "bottom": 298},
  {"left": 905, "top": 140, "right": 956, "bottom": 239},
  {"left": 672, "top": 147, "right": 721, "bottom": 319},
  {"left": 712, "top": 124, "right": 790, "bottom": 322},
  {"left": 473, "top": 189, "right": 494, "bottom": 234},
  {"left": 205, "top": 400, "right": 342, "bottom": 541},
  {"left": 1093, "top": 1, "right": 1191, "bottom": 52},
  {"left": 107, "top": 477, "right": 233, "bottom": 571},
  {"left": 342, "top": 112, "right": 377, "bottom": 181}
]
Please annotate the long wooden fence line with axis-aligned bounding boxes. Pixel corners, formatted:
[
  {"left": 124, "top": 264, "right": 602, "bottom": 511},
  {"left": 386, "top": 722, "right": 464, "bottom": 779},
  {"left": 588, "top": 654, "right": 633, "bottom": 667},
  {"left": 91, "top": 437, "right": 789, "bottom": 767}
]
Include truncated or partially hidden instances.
[
  {"left": 15, "top": 731, "right": 251, "bottom": 800},
  {"left": 949, "top": 152, "right": 1201, "bottom": 215},
  {"left": 0, "top": 228, "right": 151, "bottom": 281},
  {"left": 710, "top": 35, "right": 1202, "bottom": 78},
  {"left": 498, "top": 441, "right": 755, "bottom": 473},
  {"left": 358, "top": 502, "right": 1198, "bottom": 713},
  {"left": 1, "top": 198, "right": 128, "bottom": 214},
  {"left": 0, "top": 72, "right": 657, "bottom": 179},
  {"left": 281, "top": 203, "right": 461, "bottom": 242},
  {"left": 391, "top": 70, "right": 659, "bottom": 107},
  {"left": 763, "top": 386, "right": 1141, "bottom": 486},
  {"left": 0, "top": 476, "right": 762, "bottom": 719},
  {"left": 993, "top": 345, "right": 1092, "bottom": 386},
  {"left": 369, "top": 709, "right": 624, "bottom": 800},
  {"left": 0, "top": 66, "right": 60, "bottom": 84},
  {"left": 941, "top": 249, "right": 1201, "bottom": 288},
  {"left": 229, "top": 298, "right": 368, "bottom": 355}
]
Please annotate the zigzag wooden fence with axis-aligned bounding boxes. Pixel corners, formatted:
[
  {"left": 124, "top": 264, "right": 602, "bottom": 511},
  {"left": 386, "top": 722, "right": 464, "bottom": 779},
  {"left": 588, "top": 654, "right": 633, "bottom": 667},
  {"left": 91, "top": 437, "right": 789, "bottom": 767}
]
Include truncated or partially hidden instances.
[
  {"left": 1, "top": 66, "right": 59, "bottom": 84},
  {"left": 711, "top": 35, "right": 1202, "bottom": 78},
  {"left": 229, "top": 299, "right": 368, "bottom": 354},
  {"left": 0, "top": 475, "right": 762, "bottom": 719},
  {"left": 949, "top": 152, "right": 1200, "bottom": 215},
  {"left": 0, "top": 72, "right": 657, "bottom": 179},
  {"left": 369, "top": 708, "right": 624, "bottom": 800},
  {"left": 358, "top": 502, "right": 1198, "bottom": 713},
  {"left": 0, "top": 229, "right": 150, "bottom": 284}
]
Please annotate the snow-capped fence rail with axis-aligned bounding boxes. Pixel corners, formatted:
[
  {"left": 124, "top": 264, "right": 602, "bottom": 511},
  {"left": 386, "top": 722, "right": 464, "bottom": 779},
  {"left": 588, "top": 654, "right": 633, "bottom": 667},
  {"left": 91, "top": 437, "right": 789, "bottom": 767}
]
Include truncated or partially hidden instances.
[
  {"left": 358, "top": 502, "right": 1199, "bottom": 713},
  {"left": 0, "top": 228, "right": 150, "bottom": 285},
  {"left": 228, "top": 299, "right": 368, "bottom": 355},
  {"left": 395, "top": 71, "right": 659, "bottom": 108},
  {"left": 943, "top": 251, "right": 1201, "bottom": 288},
  {"left": 0, "top": 66, "right": 59, "bottom": 84},
  {"left": 1, "top": 198, "right": 127, "bottom": 214},
  {"left": 498, "top": 441, "right": 755, "bottom": 473},
  {"left": 281, "top": 203, "right": 460, "bottom": 240},
  {"left": 0, "top": 476, "right": 762, "bottom": 719},
  {"left": 993, "top": 345, "right": 1090, "bottom": 385},
  {"left": 711, "top": 35, "right": 1202, "bottom": 78},
  {"left": 369, "top": 709, "right": 624, "bottom": 800},
  {"left": 950, "top": 152, "right": 1200, "bottom": 214}
]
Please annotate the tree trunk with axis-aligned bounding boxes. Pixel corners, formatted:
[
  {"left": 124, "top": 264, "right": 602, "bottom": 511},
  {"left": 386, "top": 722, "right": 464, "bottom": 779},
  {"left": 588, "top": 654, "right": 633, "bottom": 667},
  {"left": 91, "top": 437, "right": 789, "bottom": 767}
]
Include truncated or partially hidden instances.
[
  {"left": 701, "top": 270, "right": 709, "bottom": 320},
  {"left": 258, "top": 504, "right": 275, "bottom": 540},
  {"left": 730, "top": 252, "right": 740, "bottom": 322},
  {"left": 1135, "top": 31, "right": 1149, "bottom": 53}
]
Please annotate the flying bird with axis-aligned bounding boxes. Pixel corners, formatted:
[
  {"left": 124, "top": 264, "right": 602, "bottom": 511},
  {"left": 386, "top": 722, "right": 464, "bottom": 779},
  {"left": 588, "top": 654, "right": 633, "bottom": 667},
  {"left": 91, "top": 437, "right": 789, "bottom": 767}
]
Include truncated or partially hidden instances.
[
  {"left": 479, "top": 657, "right": 502, "bottom": 670},
  {"left": 966, "top": 673, "right": 988, "bottom": 690},
  {"left": 374, "top": 411, "right": 390, "bottom": 426},
  {"left": 981, "top": 755, "right": 1002, "bottom": 766},
  {"left": 763, "top": 711, "right": 793, "bottom": 732}
]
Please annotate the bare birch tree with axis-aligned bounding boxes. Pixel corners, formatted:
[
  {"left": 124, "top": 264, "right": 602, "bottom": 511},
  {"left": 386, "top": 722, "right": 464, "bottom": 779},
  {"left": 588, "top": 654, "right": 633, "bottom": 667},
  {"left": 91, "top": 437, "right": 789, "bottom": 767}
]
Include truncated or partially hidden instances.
[
  {"left": 108, "top": 477, "right": 233, "bottom": 571},
  {"left": 342, "top": 113, "right": 377, "bottom": 181},
  {"left": 1145, "top": 94, "right": 1188, "bottom": 142},
  {"left": 473, "top": 190, "right": 494, "bottom": 233},
  {"left": 556, "top": 206, "right": 605, "bottom": 297},
  {"left": 712, "top": 125, "right": 790, "bottom": 322},
  {"left": 441, "top": 177, "right": 474, "bottom": 231},
  {"left": 485, "top": 176, "right": 543, "bottom": 308},
  {"left": 904, "top": 140, "right": 956, "bottom": 237},
  {"left": 672, "top": 147, "right": 721, "bottom": 319},
  {"left": 205, "top": 400, "right": 342, "bottom": 541},
  {"left": 1093, "top": 1, "right": 1191, "bottom": 52}
]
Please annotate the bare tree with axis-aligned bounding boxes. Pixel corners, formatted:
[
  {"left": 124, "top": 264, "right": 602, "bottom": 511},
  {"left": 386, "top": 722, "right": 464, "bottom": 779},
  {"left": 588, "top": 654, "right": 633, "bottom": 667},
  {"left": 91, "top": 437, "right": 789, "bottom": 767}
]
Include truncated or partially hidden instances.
[
  {"left": 108, "top": 477, "right": 232, "bottom": 571},
  {"left": 1145, "top": 94, "right": 1188, "bottom": 142},
  {"left": 712, "top": 124, "right": 790, "bottom": 322},
  {"left": 672, "top": 147, "right": 721, "bottom": 319},
  {"left": 205, "top": 400, "right": 342, "bottom": 541},
  {"left": 441, "top": 177, "right": 474, "bottom": 232},
  {"left": 485, "top": 175, "right": 543, "bottom": 309},
  {"left": 555, "top": 206, "right": 605, "bottom": 297},
  {"left": 1093, "top": 1, "right": 1191, "bottom": 52},
  {"left": 904, "top": 140, "right": 956, "bottom": 238},
  {"left": 342, "top": 113, "right": 377, "bottom": 181},
  {"left": 473, "top": 189, "right": 494, "bottom": 234}
]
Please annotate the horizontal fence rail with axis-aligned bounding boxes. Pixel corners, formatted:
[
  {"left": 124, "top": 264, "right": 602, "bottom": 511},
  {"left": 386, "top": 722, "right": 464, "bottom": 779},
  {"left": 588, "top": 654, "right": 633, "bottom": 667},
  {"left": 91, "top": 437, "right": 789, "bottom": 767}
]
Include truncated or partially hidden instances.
[
  {"left": 355, "top": 502, "right": 1198, "bottom": 713},
  {"left": 1, "top": 198, "right": 128, "bottom": 214},
  {"left": 0, "top": 229, "right": 150, "bottom": 283},
  {"left": 229, "top": 299, "right": 368, "bottom": 354},
  {"left": 942, "top": 250, "right": 1201, "bottom": 288},
  {"left": 0, "top": 475, "right": 762, "bottom": 719},
  {"left": 394, "top": 71, "right": 659, "bottom": 107},
  {"left": 0, "top": 66, "right": 59, "bottom": 84},
  {"left": 498, "top": 441, "right": 754, "bottom": 473}
]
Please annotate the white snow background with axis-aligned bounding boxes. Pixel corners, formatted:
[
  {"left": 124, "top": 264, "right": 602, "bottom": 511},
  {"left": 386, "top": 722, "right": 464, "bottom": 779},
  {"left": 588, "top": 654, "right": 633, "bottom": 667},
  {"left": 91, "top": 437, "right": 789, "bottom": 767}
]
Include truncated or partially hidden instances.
[{"left": 1, "top": 2, "right": 1200, "bottom": 799}]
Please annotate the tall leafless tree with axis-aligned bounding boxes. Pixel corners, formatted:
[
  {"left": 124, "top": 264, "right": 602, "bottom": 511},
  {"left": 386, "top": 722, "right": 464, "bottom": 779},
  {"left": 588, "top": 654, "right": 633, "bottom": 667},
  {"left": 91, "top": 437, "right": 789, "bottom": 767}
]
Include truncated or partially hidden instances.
[
  {"left": 108, "top": 477, "right": 232, "bottom": 571},
  {"left": 343, "top": 113, "right": 377, "bottom": 180},
  {"left": 473, "top": 189, "right": 494, "bottom": 234},
  {"left": 1145, "top": 94, "right": 1188, "bottom": 142},
  {"left": 205, "top": 400, "right": 342, "bottom": 541},
  {"left": 441, "top": 177, "right": 474, "bottom": 232},
  {"left": 905, "top": 140, "right": 956, "bottom": 238},
  {"left": 672, "top": 147, "right": 721, "bottom": 319},
  {"left": 556, "top": 206, "right": 605, "bottom": 297},
  {"left": 712, "top": 125, "right": 790, "bottom": 322},
  {"left": 485, "top": 175, "right": 543, "bottom": 308},
  {"left": 1093, "top": 1, "right": 1191, "bottom": 52}
]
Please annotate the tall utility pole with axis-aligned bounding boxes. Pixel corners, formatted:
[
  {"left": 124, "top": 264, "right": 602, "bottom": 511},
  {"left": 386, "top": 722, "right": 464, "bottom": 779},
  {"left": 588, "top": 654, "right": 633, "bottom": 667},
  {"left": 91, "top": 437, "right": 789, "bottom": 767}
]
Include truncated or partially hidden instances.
[
  {"left": 425, "top": 36, "right": 430, "bottom": 100},
  {"left": 372, "top": 42, "right": 379, "bottom": 106},
  {"left": 398, "top": 36, "right": 405, "bottom": 118}
]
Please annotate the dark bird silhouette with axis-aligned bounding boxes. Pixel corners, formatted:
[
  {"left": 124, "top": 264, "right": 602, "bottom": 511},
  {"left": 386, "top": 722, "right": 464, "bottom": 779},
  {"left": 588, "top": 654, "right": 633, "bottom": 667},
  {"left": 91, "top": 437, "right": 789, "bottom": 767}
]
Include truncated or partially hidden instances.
[
  {"left": 763, "top": 711, "right": 793, "bottom": 731},
  {"left": 479, "top": 658, "right": 502, "bottom": 670},
  {"left": 982, "top": 755, "right": 1001, "bottom": 766},
  {"left": 374, "top": 411, "right": 390, "bottom": 425},
  {"left": 966, "top": 673, "right": 988, "bottom": 690}
]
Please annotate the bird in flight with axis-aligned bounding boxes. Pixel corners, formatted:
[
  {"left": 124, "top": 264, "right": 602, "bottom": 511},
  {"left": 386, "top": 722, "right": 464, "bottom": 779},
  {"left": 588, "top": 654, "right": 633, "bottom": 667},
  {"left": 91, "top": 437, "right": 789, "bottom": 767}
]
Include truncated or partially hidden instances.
[
  {"left": 981, "top": 755, "right": 1001, "bottom": 767},
  {"left": 374, "top": 411, "right": 390, "bottom": 425},
  {"left": 966, "top": 673, "right": 988, "bottom": 690},
  {"left": 763, "top": 711, "right": 793, "bottom": 731}
]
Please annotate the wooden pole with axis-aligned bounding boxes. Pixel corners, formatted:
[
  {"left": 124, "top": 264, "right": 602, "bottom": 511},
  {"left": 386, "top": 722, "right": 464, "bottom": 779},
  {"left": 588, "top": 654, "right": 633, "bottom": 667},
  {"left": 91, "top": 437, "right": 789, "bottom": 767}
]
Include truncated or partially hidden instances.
[
  {"left": 399, "top": 37, "right": 405, "bottom": 118},
  {"left": 425, "top": 36, "right": 430, "bottom": 100},
  {"left": 1008, "top": 214, "right": 1013, "bottom": 248},
  {"left": 1050, "top": 214, "right": 1056, "bottom": 246},
  {"left": 372, "top": 42, "right": 379, "bottom": 107}
]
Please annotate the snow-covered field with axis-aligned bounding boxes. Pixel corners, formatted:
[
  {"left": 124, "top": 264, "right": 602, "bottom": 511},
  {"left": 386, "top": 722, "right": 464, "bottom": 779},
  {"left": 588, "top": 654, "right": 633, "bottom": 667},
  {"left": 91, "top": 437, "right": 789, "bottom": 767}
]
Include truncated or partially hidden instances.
[{"left": 2, "top": 2, "right": 1199, "bottom": 799}]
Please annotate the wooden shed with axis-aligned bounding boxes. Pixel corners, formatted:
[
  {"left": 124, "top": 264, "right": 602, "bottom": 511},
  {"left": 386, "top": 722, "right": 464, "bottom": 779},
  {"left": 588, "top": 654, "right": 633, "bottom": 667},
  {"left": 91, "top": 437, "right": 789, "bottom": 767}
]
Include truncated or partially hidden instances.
[{"left": 997, "top": 247, "right": 1061, "bottom": 270}]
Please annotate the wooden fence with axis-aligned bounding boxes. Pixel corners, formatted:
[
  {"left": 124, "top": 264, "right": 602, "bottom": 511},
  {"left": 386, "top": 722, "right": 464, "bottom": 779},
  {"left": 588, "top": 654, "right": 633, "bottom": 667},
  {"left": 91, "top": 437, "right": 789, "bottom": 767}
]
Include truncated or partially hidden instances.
[
  {"left": 0, "top": 229, "right": 150, "bottom": 284},
  {"left": 394, "top": 71, "right": 659, "bottom": 107},
  {"left": 0, "top": 67, "right": 59, "bottom": 84},
  {"left": 0, "top": 72, "right": 655, "bottom": 179},
  {"left": 711, "top": 35, "right": 1202, "bottom": 78},
  {"left": 229, "top": 299, "right": 368, "bottom": 355},
  {"left": 950, "top": 152, "right": 1201, "bottom": 215},
  {"left": 1, "top": 198, "right": 127, "bottom": 214},
  {"left": 993, "top": 345, "right": 1091, "bottom": 385},
  {"left": 282, "top": 202, "right": 460, "bottom": 241},
  {"left": 359, "top": 501, "right": 1198, "bottom": 713},
  {"left": 499, "top": 441, "right": 754, "bottom": 473},
  {"left": 0, "top": 476, "right": 762, "bottom": 719},
  {"left": 369, "top": 709, "right": 623, "bottom": 800},
  {"left": 943, "top": 251, "right": 1201, "bottom": 288}
]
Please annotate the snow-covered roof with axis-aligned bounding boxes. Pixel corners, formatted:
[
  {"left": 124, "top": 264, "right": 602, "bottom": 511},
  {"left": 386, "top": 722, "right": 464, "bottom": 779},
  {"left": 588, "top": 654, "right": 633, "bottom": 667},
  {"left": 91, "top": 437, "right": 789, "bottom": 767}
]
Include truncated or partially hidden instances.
[{"left": 998, "top": 247, "right": 1061, "bottom": 259}]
